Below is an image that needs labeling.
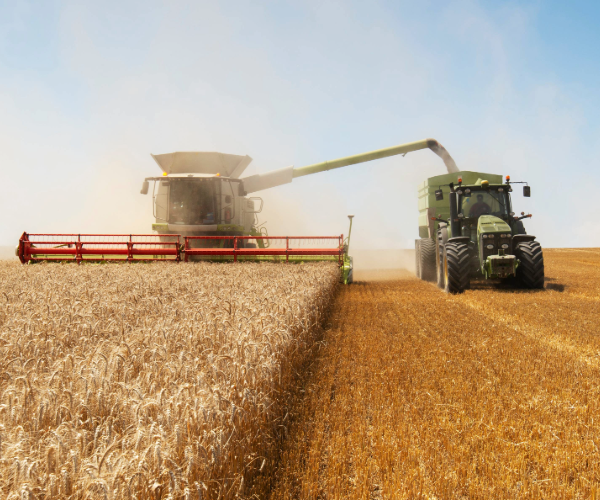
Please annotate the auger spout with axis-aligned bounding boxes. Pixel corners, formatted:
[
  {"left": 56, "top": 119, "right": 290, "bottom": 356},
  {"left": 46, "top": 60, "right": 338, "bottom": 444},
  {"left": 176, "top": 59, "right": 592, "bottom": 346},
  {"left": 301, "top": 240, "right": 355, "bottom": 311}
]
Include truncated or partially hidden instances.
[
  {"left": 292, "top": 138, "right": 459, "bottom": 178},
  {"left": 241, "top": 138, "right": 458, "bottom": 193}
]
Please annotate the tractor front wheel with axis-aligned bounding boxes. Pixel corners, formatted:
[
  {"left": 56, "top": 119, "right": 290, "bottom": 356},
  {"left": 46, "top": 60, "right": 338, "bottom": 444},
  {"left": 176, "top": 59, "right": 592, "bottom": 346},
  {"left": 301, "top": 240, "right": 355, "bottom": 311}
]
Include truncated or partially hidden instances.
[
  {"left": 443, "top": 242, "right": 470, "bottom": 293},
  {"left": 515, "top": 241, "right": 544, "bottom": 289}
]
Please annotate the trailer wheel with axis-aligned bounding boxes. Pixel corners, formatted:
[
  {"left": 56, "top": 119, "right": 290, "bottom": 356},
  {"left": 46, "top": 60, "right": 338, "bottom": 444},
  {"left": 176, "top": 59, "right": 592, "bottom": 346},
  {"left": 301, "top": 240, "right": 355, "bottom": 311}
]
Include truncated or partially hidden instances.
[
  {"left": 419, "top": 238, "right": 436, "bottom": 282},
  {"left": 414, "top": 240, "right": 421, "bottom": 278},
  {"left": 443, "top": 242, "right": 470, "bottom": 293},
  {"left": 515, "top": 241, "right": 544, "bottom": 289}
]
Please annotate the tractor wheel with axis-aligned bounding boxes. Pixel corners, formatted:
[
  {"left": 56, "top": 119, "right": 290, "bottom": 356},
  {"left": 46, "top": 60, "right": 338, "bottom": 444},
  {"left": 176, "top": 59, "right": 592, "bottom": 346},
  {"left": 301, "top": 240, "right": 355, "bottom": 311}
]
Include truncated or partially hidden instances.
[
  {"left": 436, "top": 244, "right": 445, "bottom": 289},
  {"left": 414, "top": 240, "right": 421, "bottom": 278},
  {"left": 419, "top": 238, "right": 436, "bottom": 282},
  {"left": 515, "top": 241, "right": 544, "bottom": 289},
  {"left": 443, "top": 242, "right": 470, "bottom": 293}
]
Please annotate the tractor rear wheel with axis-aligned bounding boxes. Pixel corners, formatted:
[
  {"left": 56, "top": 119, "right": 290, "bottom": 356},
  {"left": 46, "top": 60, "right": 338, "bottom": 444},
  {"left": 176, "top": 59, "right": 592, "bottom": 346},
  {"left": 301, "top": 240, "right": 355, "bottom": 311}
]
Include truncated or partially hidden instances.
[
  {"left": 419, "top": 238, "right": 436, "bottom": 282},
  {"left": 414, "top": 240, "right": 421, "bottom": 278},
  {"left": 515, "top": 241, "right": 544, "bottom": 289},
  {"left": 443, "top": 242, "right": 470, "bottom": 293}
]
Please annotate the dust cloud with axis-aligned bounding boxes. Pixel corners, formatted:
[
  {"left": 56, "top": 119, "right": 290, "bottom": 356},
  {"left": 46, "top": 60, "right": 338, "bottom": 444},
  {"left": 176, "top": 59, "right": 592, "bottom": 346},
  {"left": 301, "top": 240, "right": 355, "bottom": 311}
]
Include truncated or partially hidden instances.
[
  {"left": 0, "top": 247, "right": 17, "bottom": 260},
  {"left": 352, "top": 249, "right": 416, "bottom": 281}
]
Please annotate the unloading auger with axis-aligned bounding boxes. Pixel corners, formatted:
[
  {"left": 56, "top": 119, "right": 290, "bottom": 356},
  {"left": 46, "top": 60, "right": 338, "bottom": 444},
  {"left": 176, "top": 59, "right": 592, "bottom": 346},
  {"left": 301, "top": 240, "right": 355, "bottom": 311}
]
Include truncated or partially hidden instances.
[{"left": 18, "top": 139, "right": 458, "bottom": 284}]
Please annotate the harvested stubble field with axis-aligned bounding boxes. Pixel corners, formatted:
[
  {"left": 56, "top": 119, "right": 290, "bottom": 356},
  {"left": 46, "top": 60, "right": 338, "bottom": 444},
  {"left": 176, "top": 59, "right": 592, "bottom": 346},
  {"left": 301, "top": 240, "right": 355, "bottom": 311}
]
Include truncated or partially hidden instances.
[
  {"left": 0, "top": 261, "right": 339, "bottom": 499},
  {"left": 271, "top": 249, "right": 600, "bottom": 499}
]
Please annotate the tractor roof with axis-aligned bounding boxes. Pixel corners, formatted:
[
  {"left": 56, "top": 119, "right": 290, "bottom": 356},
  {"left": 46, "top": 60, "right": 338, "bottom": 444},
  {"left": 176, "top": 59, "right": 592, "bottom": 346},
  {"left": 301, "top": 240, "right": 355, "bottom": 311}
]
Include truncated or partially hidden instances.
[{"left": 151, "top": 152, "right": 252, "bottom": 178}]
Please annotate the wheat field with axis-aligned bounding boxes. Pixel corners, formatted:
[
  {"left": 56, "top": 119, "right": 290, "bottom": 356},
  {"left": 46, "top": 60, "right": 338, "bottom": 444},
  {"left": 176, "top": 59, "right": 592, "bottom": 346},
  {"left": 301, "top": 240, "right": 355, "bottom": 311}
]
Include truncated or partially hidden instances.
[
  {"left": 3, "top": 250, "right": 600, "bottom": 499},
  {"left": 270, "top": 249, "right": 600, "bottom": 499},
  {"left": 0, "top": 261, "right": 338, "bottom": 499}
]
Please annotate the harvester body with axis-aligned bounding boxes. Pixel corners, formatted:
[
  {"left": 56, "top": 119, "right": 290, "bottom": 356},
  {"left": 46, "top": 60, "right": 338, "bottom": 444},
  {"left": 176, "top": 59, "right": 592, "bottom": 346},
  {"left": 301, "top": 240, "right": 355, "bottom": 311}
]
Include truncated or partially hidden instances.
[
  {"left": 140, "top": 139, "right": 458, "bottom": 284},
  {"left": 145, "top": 139, "right": 458, "bottom": 240},
  {"left": 415, "top": 172, "right": 544, "bottom": 292},
  {"left": 19, "top": 138, "right": 459, "bottom": 286}
]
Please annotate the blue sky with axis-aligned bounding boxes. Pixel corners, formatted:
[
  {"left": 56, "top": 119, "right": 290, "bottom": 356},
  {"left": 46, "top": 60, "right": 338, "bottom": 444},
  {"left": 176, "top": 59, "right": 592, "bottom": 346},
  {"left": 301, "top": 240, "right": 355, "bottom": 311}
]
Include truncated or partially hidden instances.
[{"left": 1, "top": 0, "right": 599, "bottom": 248}]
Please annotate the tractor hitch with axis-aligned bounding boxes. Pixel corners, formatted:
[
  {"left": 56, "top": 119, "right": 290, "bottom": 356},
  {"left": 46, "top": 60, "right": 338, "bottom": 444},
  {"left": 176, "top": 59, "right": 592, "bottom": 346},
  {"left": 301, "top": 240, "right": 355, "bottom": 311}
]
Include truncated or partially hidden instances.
[{"left": 484, "top": 254, "right": 517, "bottom": 279}]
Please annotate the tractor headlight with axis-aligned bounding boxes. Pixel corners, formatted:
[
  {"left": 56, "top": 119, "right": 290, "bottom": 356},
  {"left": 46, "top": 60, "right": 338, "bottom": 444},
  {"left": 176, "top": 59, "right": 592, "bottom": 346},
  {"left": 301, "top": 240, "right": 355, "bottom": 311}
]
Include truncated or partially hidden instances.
[
  {"left": 486, "top": 244, "right": 494, "bottom": 249},
  {"left": 501, "top": 244, "right": 509, "bottom": 249},
  {"left": 482, "top": 234, "right": 487, "bottom": 239}
]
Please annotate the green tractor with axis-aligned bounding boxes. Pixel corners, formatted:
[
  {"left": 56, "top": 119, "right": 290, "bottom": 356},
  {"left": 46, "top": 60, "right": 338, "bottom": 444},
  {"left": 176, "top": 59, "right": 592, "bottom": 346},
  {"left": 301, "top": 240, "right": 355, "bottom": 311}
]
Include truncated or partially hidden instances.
[{"left": 415, "top": 171, "right": 544, "bottom": 293}]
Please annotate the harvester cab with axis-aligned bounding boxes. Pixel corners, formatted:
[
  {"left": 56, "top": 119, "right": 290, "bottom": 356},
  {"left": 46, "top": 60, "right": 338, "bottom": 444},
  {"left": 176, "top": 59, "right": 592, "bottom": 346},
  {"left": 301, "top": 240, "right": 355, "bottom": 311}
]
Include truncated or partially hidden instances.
[
  {"left": 415, "top": 173, "right": 544, "bottom": 293},
  {"left": 142, "top": 152, "right": 263, "bottom": 243}
]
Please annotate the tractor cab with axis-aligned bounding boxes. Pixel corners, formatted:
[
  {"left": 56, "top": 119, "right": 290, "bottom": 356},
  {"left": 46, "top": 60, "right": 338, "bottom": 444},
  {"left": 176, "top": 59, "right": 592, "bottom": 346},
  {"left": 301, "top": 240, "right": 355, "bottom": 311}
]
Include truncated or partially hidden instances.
[
  {"left": 454, "top": 180, "right": 531, "bottom": 239},
  {"left": 457, "top": 185, "right": 511, "bottom": 221}
]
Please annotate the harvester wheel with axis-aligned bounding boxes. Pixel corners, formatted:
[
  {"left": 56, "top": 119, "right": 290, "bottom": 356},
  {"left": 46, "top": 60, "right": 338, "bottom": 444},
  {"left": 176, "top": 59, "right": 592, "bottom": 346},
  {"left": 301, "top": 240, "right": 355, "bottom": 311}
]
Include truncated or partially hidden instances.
[
  {"left": 515, "top": 241, "right": 544, "bottom": 289},
  {"left": 419, "top": 238, "right": 436, "bottom": 282},
  {"left": 443, "top": 242, "right": 470, "bottom": 294},
  {"left": 414, "top": 240, "right": 421, "bottom": 278}
]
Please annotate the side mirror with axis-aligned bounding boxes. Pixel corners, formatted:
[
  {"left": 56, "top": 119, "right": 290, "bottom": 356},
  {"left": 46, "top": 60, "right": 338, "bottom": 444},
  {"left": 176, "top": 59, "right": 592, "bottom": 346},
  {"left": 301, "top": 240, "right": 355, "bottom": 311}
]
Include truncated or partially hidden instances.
[
  {"left": 523, "top": 185, "right": 530, "bottom": 197},
  {"left": 435, "top": 189, "right": 444, "bottom": 201},
  {"left": 140, "top": 180, "right": 149, "bottom": 195}
]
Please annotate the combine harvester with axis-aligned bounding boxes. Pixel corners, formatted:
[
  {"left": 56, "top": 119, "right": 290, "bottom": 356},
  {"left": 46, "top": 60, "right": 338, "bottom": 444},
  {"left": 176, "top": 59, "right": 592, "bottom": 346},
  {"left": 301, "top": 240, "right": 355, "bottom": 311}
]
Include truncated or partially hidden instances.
[
  {"left": 18, "top": 139, "right": 458, "bottom": 284},
  {"left": 415, "top": 172, "right": 544, "bottom": 292}
]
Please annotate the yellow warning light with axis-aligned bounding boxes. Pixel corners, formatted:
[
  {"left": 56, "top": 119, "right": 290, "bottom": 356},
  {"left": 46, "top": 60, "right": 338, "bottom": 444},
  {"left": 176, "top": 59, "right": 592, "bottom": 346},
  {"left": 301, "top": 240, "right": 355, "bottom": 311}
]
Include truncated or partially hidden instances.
[
  {"left": 506, "top": 175, "right": 511, "bottom": 182},
  {"left": 162, "top": 172, "right": 167, "bottom": 176},
  {"left": 216, "top": 173, "right": 220, "bottom": 177},
  {"left": 458, "top": 177, "right": 463, "bottom": 183}
]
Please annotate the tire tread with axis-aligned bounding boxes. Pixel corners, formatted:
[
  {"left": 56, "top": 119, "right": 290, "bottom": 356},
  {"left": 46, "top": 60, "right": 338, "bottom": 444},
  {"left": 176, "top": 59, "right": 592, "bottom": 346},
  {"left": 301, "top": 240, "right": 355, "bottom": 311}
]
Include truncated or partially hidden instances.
[
  {"left": 445, "top": 243, "right": 470, "bottom": 293},
  {"left": 419, "top": 239, "right": 436, "bottom": 282},
  {"left": 515, "top": 241, "right": 544, "bottom": 289}
]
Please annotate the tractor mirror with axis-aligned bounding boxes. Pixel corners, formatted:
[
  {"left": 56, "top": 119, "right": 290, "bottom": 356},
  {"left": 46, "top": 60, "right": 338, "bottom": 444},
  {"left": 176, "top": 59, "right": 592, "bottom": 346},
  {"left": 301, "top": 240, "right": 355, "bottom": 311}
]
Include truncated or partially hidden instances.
[
  {"left": 435, "top": 189, "right": 444, "bottom": 201},
  {"left": 140, "top": 181, "right": 149, "bottom": 195},
  {"left": 523, "top": 186, "right": 531, "bottom": 197}
]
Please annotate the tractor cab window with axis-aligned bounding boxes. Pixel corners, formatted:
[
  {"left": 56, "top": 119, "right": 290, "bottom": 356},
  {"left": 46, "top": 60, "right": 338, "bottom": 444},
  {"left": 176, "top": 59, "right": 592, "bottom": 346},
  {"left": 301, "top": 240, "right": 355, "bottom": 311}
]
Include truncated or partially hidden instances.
[
  {"left": 169, "top": 179, "right": 216, "bottom": 225},
  {"left": 459, "top": 189, "right": 509, "bottom": 219}
]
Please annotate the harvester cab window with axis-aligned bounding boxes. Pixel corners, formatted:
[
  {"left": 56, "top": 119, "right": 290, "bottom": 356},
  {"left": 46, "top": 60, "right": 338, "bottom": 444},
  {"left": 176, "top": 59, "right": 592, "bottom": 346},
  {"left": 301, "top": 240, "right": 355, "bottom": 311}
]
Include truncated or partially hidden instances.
[
  {"left": 169, "top": 180, "right": 216, "bottom": 225},
  {"left": 460, "top": 190, "right": 508, "bottom": 219}
]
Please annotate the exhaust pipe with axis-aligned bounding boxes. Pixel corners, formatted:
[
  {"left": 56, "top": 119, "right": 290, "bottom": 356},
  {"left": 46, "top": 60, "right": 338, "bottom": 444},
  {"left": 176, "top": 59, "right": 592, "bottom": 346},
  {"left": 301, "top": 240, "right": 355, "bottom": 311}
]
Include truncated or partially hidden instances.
[{"left": 449, "top": 191, "right": 461, "bottom": 237}]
